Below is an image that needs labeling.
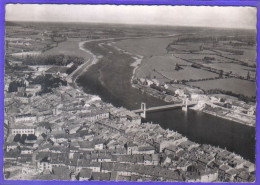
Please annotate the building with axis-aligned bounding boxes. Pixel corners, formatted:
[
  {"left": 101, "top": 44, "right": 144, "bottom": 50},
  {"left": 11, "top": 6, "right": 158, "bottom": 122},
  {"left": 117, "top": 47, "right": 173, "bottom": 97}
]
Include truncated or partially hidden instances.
[
  {"left": 78, "top": 168, "right": 93, "bottom": 181},
  {"left": 14, "top": 114, "right": 37, "bottom": 123},
  {"left": 26, "top": 84, "right": 42, "bottom": 96},
  {"left": 37, "top": 160, "right": 52, "bottom": 172},
  {"left": 127, "top": 142, "right": 139, "bottom": 155},
  {"left": 83, "top": 111, "right": 110, "bottom": 123},
  {"left": 200, "top": 169, "right": 218, "bottom": 182},
  {"left": 6, "top": 143, "right": 19, "bottom": 152},
  {"left": 11, "top": 126, "right": 35, "bottom": 135}
]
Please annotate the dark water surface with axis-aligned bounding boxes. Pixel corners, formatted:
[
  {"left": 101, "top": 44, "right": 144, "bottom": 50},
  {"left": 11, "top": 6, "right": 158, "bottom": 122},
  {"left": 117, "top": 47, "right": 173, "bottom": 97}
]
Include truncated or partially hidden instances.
[
  {"left": 146, "top": 109, "right": 255, "bottom": 162},
  {"left": 77, "top": 40, "right": 255, "bottom": 162}
]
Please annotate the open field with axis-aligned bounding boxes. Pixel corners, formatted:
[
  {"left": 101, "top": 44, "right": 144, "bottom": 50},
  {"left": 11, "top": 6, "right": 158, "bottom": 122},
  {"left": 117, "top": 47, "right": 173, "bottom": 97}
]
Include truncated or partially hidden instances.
[
  {"left": 187, "top": 78, "right": 256, "bottom": 97},
  {"left": 224, "top": 48, "right": 256, "bottom": 64},
  {"left": 135, "top": 55, "right": 218, "bottom": 82},
  {"left": 113, "top": 37, "right": 174, "bottom": 57},
  {"left": 46, "top": 66, "right": 68, "bottom": 73},
  {"left": 203, "top": 62, "right": 256, "bottom": 78},
  {"left": 174, "top": 53, "right": 235, "bottom": 63},
  {"left": 43, "top": 39, "right": 91, "bottom": 60},
  {"left": 159, "top": 67, "right": 219, "bottom": 81}
]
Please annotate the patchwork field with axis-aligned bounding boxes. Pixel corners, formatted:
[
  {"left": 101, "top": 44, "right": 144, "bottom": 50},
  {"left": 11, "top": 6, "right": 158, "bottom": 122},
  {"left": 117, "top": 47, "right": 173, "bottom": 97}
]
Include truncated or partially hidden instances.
[
  {"left": 174, "top": 53, "right": 235, "bottom": 63},
  {"left": 135, "top": 55, "right": 218, "bottom": 82},
  {"left": 187, "top": 78, "right": 256, "bottom": 97},
  {"left": 203, "top": 62, "right": 256, "bottom": 78},
  {"left": 226, "top": 49, "right": 256, "bottom": 64}
]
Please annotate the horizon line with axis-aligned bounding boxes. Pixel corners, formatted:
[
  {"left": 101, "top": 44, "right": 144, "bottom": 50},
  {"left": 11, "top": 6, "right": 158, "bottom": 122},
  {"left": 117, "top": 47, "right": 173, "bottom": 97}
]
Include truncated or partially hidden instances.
[{"left": 5, "top": 20, "right": 257, "bottom": 30}]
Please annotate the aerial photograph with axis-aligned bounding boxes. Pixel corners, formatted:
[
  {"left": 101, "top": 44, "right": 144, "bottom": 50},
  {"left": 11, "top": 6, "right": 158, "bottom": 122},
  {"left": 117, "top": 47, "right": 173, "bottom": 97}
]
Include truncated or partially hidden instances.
[{"left": 3, "top": 4, "right": 257, "bottom": 182}]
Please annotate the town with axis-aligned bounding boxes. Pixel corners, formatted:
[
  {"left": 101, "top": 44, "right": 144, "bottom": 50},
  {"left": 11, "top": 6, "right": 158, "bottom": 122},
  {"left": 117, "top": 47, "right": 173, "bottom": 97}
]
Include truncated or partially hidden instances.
[
  {"left": 3, "top": 9, "right": 257, "bottom": 182},
  {"left": 4, "top": 56, "right": 255, "bottom": 182}
]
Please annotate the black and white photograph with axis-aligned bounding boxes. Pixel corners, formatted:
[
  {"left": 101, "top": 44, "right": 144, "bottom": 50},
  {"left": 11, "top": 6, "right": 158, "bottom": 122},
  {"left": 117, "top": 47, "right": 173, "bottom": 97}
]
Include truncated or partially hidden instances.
[{"left": 3, "top": 4, "right": 257, "bottom": 182}]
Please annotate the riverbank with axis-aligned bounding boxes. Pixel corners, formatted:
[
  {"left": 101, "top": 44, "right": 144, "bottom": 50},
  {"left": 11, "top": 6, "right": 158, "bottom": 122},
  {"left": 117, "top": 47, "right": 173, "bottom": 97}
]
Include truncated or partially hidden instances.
[
  {"left": 201, "top": 109, "right": 255, "bottom": 127},
  {"left": 75, "top": 38, "right": 255, "bottom": 162}
]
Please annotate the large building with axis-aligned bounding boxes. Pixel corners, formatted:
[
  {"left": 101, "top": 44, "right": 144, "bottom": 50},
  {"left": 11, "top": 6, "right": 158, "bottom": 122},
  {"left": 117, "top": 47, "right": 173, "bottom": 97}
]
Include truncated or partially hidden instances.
[
  {"left": 11, "top": 125, "right": 35, "bottom": 135},
  {"left": 14, "top": 114, "right": 37, "bottom": 123}
]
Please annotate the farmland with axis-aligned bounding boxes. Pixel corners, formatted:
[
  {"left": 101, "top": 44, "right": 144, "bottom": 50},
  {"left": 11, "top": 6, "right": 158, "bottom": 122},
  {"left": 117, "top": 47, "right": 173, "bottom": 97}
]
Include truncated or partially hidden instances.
[
  {"left": 203, "top": 62, "right": 256, "bottom": 78},
  {"left": 135, "top": 55, "right": 219, "bottom": 82},
  {"left": 187, "top": 78, "right": 256, "bottom": 97},
  {"left": 43, "top": 38, "right": 91, "bottom": 60},
  {"left": 113, "top": 37, "right": 173, "bottom": 57},
  {"left": 111, "top": 27, "right": 257, "bottom": 102}
]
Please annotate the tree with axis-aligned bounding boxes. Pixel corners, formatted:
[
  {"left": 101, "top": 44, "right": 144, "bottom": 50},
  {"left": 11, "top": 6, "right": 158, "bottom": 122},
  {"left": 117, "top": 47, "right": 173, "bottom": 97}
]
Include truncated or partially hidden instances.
[
  {"left": 20, "top": 134, "right": 27, "bottom": 144},
  {"left": 175, "top": 63, "right": 182, "bottom": 71},
  {"left": 247, "top": 71, "right": 250, "bottom": 80},
  {"left": 27, "top": 134, "right": 37, "bottom": 140},
  {"left": 13, "top": 134, "right": 21, "bottom": 142},
  {"left": 219, "top": 70, "right": 223, "bottom": 78},
  {"left": 8, "top": 81, "right": 25, "bottom": 92}
]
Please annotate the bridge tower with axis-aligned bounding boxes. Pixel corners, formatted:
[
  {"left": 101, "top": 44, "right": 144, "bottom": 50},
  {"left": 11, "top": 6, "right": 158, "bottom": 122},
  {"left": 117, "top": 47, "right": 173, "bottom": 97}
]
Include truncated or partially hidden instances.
[
  {"left": 140, "top": 102, "right": 146, "bottom": 119},
  {"left": 182, "top": 98, "right": 188, "bottom": 112}
]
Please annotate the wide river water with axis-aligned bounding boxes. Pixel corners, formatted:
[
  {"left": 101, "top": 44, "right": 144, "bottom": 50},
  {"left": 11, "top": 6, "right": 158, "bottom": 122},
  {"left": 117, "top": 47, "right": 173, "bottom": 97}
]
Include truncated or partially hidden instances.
[{"left": 77, "top": 39, "right": 256, "bottom": 163}]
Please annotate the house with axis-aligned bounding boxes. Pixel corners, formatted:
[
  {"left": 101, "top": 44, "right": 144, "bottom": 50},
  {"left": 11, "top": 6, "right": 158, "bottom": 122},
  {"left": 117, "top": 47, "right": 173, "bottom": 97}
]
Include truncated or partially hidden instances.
[
  {"left": 94, "top": 139, "right": 105, "bottom": 150},
  {"left": 20, "top": 147, "right": 33, "bottom": 154},
  {"left": 179, "top": 140, "right": 199, "bottom": 151},
  {"left": 144, "top": 155, "right": 154, "bottom": 165},
  {"left": 235, "top": 170, "right": 250, "bottom": 182},
  {"left": 127, "top": 115, "right": 141, "bottom": 125},
  {"left": 88, "top": 162, "right": 101, "bottom": 172},
  {"left": 50, "top": 134, "right": 68, "bottom": 143},
  {"left": 175, "top": 89, "right": 185, "bottom": 97},
  {"left": 52, "top": 166, "right": 71, "bottom": 180},
  {"left": 101, "top": 162, "right": 114, "bottom": 173},
  {"left": 82, "top": 110, "right": 110, "bottom": 123},
  {"left": 14, "top": 114, "right": 37, "bottom": 123},
  {"left": 146, "top": 79, "right": 154, "bottom": 86},
  {"left": 226, "top": 168, "right": 238, "bottom": 181},
  {"left": 127, "top": 142, "right": 139, "bottom": 155},
  {"left": 218, "top": 164, "right": 231, "bottom": 181},
  {"left": 97, "top": 153, "right": 112, "bottom": 162},
  {"left": 243, "top": 161, "right": 255, "bottom": 173},
  {"left": 37, "top": 159, "right": 52, "bottom": 172},
  {"left": 76, "top": 160, "right": 90, "bottom": 173},
  {"left": 78, "top": 168, "right": 93, "bottom": 181},
  {"left": 247, "top": 106, "right": 256, "bottom": 116},
  {"left": 17, "top": 154, "right": 33, "bottom": 166},
  {"left": 152, "top": 79, "right": 160, "bottom": 86},
  {"left": 15, "top": 96, "right": 30, "bottom": 104},
  {"left": 68, "top": 124, "right": 81, "bottom": 134},
  {"left": 137, "top": 146, "right": 155, "bottom": 155},
  {"left": 200, "top": 169, "right": 218, "bottom": 182},
  {"left": 6, "top": 142, "right": 19, "bottom": 152},
  {"left": 4, "top": 152, "right": 19, "bottom": 161},
  {"left": 91, "top": 172, "right": 111, "bottom": 181},
  {"left": 26, "top": 84, "right": 41, "bottom": 96}
]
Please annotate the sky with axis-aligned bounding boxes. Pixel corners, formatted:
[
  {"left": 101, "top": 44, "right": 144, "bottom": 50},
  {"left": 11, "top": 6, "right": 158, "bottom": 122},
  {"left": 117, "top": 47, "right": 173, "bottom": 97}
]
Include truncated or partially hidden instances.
[{"left": 5, "top": 4, "right": 257, "bottom": 29}]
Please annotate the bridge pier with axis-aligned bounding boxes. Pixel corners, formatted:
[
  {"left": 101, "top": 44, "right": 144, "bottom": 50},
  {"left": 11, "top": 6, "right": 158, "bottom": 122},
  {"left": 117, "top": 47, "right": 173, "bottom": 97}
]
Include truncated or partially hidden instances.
[
  {"left": 140, "top": 102, "right": 146, "bottom": 119},
  {"left": 182, "top": 98, "right": 188, "bottom": 112}
]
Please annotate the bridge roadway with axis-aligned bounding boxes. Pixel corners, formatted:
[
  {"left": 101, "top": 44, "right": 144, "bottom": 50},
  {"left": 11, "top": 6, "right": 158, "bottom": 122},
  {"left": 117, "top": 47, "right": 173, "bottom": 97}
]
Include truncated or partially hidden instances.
[{"left": 133, "top": 102, "right": 197, "bottom": 113}]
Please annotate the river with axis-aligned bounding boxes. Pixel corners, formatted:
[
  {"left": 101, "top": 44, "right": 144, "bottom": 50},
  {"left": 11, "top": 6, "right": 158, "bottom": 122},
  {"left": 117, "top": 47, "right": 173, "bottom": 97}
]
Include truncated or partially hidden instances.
[{"left": 77, "top": 39, "right": 256, "bottom": 163}]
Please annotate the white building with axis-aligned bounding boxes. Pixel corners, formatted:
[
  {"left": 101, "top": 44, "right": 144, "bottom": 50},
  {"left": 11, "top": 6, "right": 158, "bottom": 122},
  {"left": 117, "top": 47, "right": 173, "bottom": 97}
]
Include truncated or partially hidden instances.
[
  {"left": 14, "top": 114, "right": 37, "bottom": 123},
  {"left": 11, "top": 126, "right": 35, "bottom": 135}
]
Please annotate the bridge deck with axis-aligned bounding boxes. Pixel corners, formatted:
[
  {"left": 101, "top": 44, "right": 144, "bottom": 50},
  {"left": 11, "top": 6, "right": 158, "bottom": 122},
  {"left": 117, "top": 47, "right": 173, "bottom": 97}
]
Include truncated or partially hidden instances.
[{"left": 133, "top": 103, "right": 196, "bottom": 113}]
